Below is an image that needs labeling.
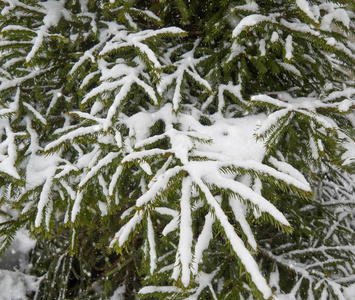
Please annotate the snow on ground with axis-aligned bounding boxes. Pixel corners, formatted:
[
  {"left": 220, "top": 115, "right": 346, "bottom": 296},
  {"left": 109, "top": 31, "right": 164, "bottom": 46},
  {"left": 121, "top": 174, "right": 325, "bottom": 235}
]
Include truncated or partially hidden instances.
[
  {"left": 0, "top": 229, "right": 38, "bottom": 300},
  {"left": 0, "top": 269, "right": 39, "bottom": 300},
  {"left": 0, "top": 229, "right": 35, "bottom": 272}
]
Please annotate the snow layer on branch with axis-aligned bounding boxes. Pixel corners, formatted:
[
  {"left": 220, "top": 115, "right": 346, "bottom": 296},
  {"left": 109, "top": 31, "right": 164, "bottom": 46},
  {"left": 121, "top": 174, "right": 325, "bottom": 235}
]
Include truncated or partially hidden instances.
[
  {"left": 109, "top": 166, "right": 122, "bottom": 196},
  {"left": 99, "top": 27, "right": 184, "bottom": 69},
  {"left": 162, "top": 216, "right": 179, "bottom": 236},
  {"left": 23, "top": 102, "right": 46, "bottom": 125},
  {"left": 295, "top": 0, "right": 318, "bottom": 23},
  {"left": 0, "top": 121, "right": 20, "bottom": 179},
  {"left": 71, "top": 191, "right": 84, "bottom": 222},
  {"left": 226, "top": 42, "right": 245, "bottom": 63},
  {"left": 192, "top": 212, "right": 214, "bottom": 275},
  {"left": 285, "top": 35, "right": 293, "bottom": 60},
  {"left": 193, "top": 164, "right": 291, "bottom": 226},
  {"left": 1, "top": 0, "right": 45, "bottom": 15},
  {"left": 280, "top": 19, "right": 319, "bottom": 36},
  {"left": 178, "top": 177, "right": 193, "bottom": 287},
  {"left": 232, "top": 14, "right": 277, "bottom": 38},
  {"left": 139, "top": 286, "right": 182, "bottom": 295},
  {"left": 147, "top": 214, "right": 157, "bottom": 275},
  {"left": 158, "top": 39, "right": 211, "bottom": 111},
  {"left": 186, "top": 269, "right": 220, "bottom": 300},
  {"left": 250, "top": 93, "right": 345, "bottom": 139},
  {"left": 269, "top": 157, "right": 308, "bottom": 186},
  {"left": 321, "top": 9, "right": 350, "bottom": 31},
  {"left": 135, "top": 166, "right": 183, "bottom": 207},
  {"left": 111, "top": 211, "right": 144, "bottom": 247},
  {"left": 26, "top": 153, "right": 60, "bottom": 189},
  {"left": 110, "top": 104, "right": 312, "bottom": 296},
  {"left": 216, "top": 82, "right": 243, "bottom": 113},
  {"left": 279, "top": 62, "right": 301, "bottom": 77},
  {"left": 0, "top": 68, "right": 50, "bottom": 92},
  {"left": 233, "top": 1, "right": 259, "bottom": 13},
  {"left": 45, "top": 125, "right": 102, "bottom": 151},
  {"left": 226, "top": 160, "right": 311, "bottom": 192},
  {"left": 26, "top": 0, "right": 73, "bottom": 62},
  {"left": 182, "top": 113, "right": 266, "bottom": 162},
  {"left": 35, "top": 177, "right": 53, "bottom": 227},
  {"left": 191, "top": 176, "right": 272, "bottom": 299},
  {"left": 342, "top": 139, "right": 355, "bottom": 166},
  {"left": 79, "top": 152, "right": 120, "bottom": 187},
  {"left": 82, "top": 60, "right": 159, "bottom": 130},
  {"left": 229, "top": 197, "right": 257, "bottom": 249},
  {"left": 259, "top": 39, "right": 266, "bottom": 56},
  {"left": 271, "top": 31, "right": 279, "bottom": 43}
]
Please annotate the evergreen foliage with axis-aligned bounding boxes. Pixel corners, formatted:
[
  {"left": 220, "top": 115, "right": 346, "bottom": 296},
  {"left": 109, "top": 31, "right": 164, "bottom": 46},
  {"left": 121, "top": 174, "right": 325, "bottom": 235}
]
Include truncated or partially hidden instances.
[{"left": 0, "top": 0, "right": 354, "bottom": 299}]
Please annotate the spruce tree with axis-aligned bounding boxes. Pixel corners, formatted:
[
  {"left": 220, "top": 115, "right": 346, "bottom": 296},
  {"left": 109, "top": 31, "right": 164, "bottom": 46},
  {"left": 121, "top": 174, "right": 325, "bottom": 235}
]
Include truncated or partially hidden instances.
[{"left": 0, "top": 0, "right": 354, "bottom": 299}]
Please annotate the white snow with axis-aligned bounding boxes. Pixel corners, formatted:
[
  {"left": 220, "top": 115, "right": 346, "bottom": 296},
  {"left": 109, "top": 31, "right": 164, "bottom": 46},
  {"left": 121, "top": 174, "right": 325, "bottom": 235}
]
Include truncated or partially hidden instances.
[
  {"left": 147, "top": 214, "right": 157, "bottom": 274},
  {"left": 232, "top": 15, "right": 272, "bottom": 38},
  {"left": 185, "top": 269, "right": 220, "bottom": 300},
  {"left": 35, "top": 177, "right": 53, "bottom": 227},
  {"left": 99, "top": 27, "right": 184, "bottom": 69},
  {"left": 155, "top": 207, "right": 178, "bottom": 217},
  {"left": 106, "top": 101, "right": 314, "bottom": 297},
  {"left": 225, "top": 160, "right": 311, "bottom": 191},
  {"left": 251, "top": 93, "right": 342, "bottom": 138},
  {"left": 135, "top": 166, "right": 183, "bottom": 207},
  {"left": 344, "top": 284, "right": 355, "bottom": 300},
  {"left": 184, "top": 113, "right": 266, "bottom": 162},
  {"left": 268, "top": 157, "right": 308, "bottom": 186},
  {"left": 321, "top": 9, "right": 350, "bottom": 31},
  {"left": 229, "top": 197, "right": 257, "bottom": 249},
  {"left": 0, "top": 67, "right": 50, "bottom": 92},
  {"left": 80, "top": 71, "right": 101, "bottom": 90},
  {"left": 338, "top": 99, "right": 351, "bottom": 112},
  {"left": 45, "top": 125, "right": 102, "bottom": 151},
  {"left": 191, "top": 175, "right": 272, "bottom": 299},
  {"left": 79, "top": 152, "right": 120, "bottom": 187},
  {"left": 71, "top": 191, "right": 84, "bottom": 222},
  {"left": 279, "top": 62, "right": 302, "bottom": 77},
  {"left": 259, "top": 39, "right": 266, "bottom": 56},
  {"left": 158, "top": 39, "right": 211, "bottom": 111},
  {"left": 201, "top": 169, "right": 291, "bottom": 226},
  {"left": 295, "top": 0, "right": 318, "bottom": 23},
  {"left": 280, "top": 19, "right": 320, "bottom": 37},
  {"left": 109, "top": 285, "right": 126, "bottom": 300},
  {"left": 269, "top": 267, "right": 280, "bottom": 291},
  {"left": 226, "top": 42, "right": 245, "bottom": 63},
  {"left": 0, "top": 270, "right": 39, "bottom": 299},
  {"left": 0, "top": 121, "right": 20, "bottom": 179},
  {"left": 26, "top": 153, "right": 60, "bottom": 189},
  {"left": 192, "top": 212, "right": 214, "bottom": 275},
  {"left": 139, "top": 286, "right": 182, "bottom": 294},
  {"left": 285, "top": 35, "right": 293, "bottom": 60},
  {"left": 233, "top": 1, "right": 259, "bottom": 13},
  {"left": 1, "top": 0, "right": 46, "bottom": 15},
  {"left": 109, "top": 166, "right": 122, "bottom": 196},
  {"left": 22, "top": 102, "right": 47, "bottom": 124},
  {"left": 162, "top": 216, "right": 179, "bottom": 236},
  {"left": 2, "top": 2, "right": 354, "bottom": 297},
  {"left": 271, "top": 31, "right": 279, "bottom": 43},
  {"left": 110, "top": 211, "right": 144, "bottom": 247},
  {"left": 26, "top": 0, "right": 72, "bottom": 62},
  {"left": 177, "top": 177, "right": 193, "bottom": 287}
]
